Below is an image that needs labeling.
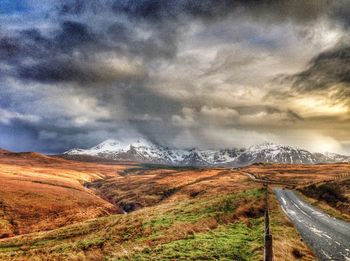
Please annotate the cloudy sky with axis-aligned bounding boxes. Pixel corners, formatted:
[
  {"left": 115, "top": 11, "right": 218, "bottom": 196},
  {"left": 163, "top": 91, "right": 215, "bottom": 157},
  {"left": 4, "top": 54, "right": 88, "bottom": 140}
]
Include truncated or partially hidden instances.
[{"left": 0, "top": 0, "right": 349, "bottom": 154}]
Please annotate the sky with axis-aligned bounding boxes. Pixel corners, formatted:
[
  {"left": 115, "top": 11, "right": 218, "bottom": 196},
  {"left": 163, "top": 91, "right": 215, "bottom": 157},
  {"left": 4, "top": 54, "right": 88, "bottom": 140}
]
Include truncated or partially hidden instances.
[{"left": 0, "top": 0, "right": 350, "bottom": 154}]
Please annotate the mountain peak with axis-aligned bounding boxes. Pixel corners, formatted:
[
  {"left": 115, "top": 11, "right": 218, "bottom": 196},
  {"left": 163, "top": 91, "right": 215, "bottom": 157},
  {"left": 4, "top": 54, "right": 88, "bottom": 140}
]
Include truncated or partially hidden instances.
[
  {"left": 248, "top": 143, "right": 299, "bottom": 150},
  {"left": 234, "top": 143, "right": 315, "bottom": 166},
  {"left": 92, "top": 139, "right": 127, "bottom": 152},
  {"left": 128, "top": 138, "right": 155, "bottom": 148},
  {"left": 92, "top": 137, "right": 155, "bottom": 151}
]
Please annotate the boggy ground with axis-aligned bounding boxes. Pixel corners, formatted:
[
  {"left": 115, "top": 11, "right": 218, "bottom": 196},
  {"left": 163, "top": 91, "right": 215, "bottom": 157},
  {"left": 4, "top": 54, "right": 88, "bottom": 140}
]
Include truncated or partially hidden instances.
[{"left": 0, "top": 153, "right": 319, "bottom": 260}]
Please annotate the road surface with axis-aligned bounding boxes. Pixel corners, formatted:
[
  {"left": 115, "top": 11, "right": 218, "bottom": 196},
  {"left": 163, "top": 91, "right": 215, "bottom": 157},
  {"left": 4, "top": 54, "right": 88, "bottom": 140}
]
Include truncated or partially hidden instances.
[{"left": 274, "top": 189, "right": 350, "bottom": 261}]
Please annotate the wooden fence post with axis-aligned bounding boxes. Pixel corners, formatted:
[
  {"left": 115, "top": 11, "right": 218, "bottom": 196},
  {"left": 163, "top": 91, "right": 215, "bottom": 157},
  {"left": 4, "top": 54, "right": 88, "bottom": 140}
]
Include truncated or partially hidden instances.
[{"left": 264, "top": 185, "right": 273, "bottom": 261}]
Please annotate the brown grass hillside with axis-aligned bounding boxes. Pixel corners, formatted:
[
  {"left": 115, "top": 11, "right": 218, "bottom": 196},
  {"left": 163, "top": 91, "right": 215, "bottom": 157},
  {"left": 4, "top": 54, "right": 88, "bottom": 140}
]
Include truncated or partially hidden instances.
[{"left": 0, "top": 150, "right": 134, "bottom": 237}]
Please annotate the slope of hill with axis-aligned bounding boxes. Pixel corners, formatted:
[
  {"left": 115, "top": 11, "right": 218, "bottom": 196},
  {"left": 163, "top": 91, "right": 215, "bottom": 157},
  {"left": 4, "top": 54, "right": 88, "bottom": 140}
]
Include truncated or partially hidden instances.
[
  {"left": 0, "top": 150, "right": 133, "bottom": 237},
  {"left": 64, "top": 139, "right": 350, "bottom": 166},
  {"left": 0, "top": 149, "right": 11, "bottom": 154}
]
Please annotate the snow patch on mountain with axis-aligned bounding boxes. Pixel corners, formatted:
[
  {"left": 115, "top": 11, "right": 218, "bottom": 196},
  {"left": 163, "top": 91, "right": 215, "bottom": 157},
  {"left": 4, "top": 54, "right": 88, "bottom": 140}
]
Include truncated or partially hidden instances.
[{"left": 232, "top": 143, "right": 318, "bottom": 166}]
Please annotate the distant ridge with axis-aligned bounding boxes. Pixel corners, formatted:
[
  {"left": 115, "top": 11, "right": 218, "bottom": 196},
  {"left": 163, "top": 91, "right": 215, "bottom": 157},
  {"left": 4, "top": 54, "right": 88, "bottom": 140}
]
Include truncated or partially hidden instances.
[
  {"left": 64, "top": 139, "right": 350, "bottom": 166},
  {"left": 0, "top": 149, "right": 70, "bottom": 164},
  {"left": 0, "top": 149, "right": 11, "bottom": 154}
]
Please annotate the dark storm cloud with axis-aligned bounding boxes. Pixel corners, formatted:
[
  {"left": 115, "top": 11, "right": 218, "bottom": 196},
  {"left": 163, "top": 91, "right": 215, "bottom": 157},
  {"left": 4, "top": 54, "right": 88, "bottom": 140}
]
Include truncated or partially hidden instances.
[
  {"left": 1, "top": 21, "right": 94, "bottom": 64},
  {"left": 18, "top": 59, "right": 87, "bottom": 83},
  {"left": 1, "top": 19, "right": 177, "bottom": 84},
  {"left": 287, "top": 44, "right": 350, "bottom": 105},
  {"left": 0, "top": 119, "right": 96, "bottom": 153},
  {"left": 58, "top": 0, "right": 336, "bottom": 23},
  {"left": 330, "top": 0, "right": 350, "bottom": 28},
  {"left": 59, "top": 0, "right": 86, "bottom": 15},
  {"left": 0, "top": 36, "right": 20, "bottom": 59},
  {"left": 59, "top": 0, "right": 243, "bottom": 20},
  {"left": 0, "top": 122, "right": 39, "bottom": 152},
  {"left": 0, "top": 27, "right": 123, "bottom": 83},
  {"left": 234, "top": 105, "right": 303, "bottom": 121},
  {"left": 17, "top": 55, "right": 147, "bottom": 84},
  {"left": 56, "top": 21, "right": 95, "bottom": 48},
  {"left": 113, "top": 0, "right": 350, "bottom": 26},
  {"left": 111, "top": 0, "right": 239, "bottom": 21},
  {"left": 0, "top": 0, "right": 345, "bottom": 84}
]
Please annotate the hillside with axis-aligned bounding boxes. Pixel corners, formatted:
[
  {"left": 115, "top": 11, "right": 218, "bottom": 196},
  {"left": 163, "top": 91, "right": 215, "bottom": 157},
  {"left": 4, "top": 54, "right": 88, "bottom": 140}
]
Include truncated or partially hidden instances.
[{"left": 0, "top": 150, "right": 133, "bottom": 237}]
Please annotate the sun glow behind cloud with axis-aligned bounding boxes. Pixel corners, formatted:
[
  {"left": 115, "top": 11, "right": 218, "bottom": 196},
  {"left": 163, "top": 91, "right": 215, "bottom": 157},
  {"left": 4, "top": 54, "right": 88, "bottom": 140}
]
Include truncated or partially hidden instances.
[{"left": 292, "top": 96, "right": 348, "bottom": 117}]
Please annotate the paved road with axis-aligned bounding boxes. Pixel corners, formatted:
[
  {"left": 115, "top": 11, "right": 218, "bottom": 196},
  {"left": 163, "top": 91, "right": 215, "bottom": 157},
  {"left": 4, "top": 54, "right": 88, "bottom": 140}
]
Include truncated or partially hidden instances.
[{"left": 274, "top": 189, "right": 350, "bottom": 261}]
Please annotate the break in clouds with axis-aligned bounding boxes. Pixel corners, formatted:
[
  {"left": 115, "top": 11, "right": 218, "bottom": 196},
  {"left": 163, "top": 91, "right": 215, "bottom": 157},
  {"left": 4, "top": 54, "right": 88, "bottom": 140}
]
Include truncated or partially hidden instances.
[{"left": 0, "top": 0, "right": 350, "bottom": 154}]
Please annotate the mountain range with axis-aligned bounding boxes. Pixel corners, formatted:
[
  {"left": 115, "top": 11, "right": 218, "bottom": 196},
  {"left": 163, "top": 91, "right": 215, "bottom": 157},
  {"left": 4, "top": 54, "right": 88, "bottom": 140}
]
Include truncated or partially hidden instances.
[{"left": 64, "top": 138, "right": 350, "bottom": 166}]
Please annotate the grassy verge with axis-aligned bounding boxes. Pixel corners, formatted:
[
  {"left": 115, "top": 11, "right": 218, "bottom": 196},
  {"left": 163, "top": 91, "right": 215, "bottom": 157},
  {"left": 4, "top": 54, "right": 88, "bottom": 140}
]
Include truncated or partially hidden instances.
[{"left": 269, "top": 189, "right": 315, "bottom": 261}]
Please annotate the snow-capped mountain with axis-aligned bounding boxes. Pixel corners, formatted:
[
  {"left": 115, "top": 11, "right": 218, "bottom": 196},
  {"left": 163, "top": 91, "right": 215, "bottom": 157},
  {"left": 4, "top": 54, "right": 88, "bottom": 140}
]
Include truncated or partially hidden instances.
[
  {"left": 64, "top": 139, "right": 350, "bottom": 166},
  {"left": 64, "top": 138, "right": 241, "bottom": 165},
  {"left": 232, "top": 143, "right": 318, "bottom": 166},
  {"left": 322, "top": 152, "right": 350, "bottom": 163},
  {"left": 66, "top": 138, "right": 182, "bottom": 163},
  {"left": 179, "top": 149, "right": 243, "bottom": 166}
]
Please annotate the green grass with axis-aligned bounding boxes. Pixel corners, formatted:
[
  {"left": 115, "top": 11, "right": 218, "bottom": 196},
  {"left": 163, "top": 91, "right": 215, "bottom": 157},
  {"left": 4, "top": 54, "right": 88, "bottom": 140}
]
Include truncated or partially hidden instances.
[
  {"left": 76, "top": 237, "right": 105, "bottom": 250},
  {"left": 125, "top": 222, "right": 263, "bottom": 260},
  {"left": 142, "top": 188, "right": 264, "bottom": 230}
]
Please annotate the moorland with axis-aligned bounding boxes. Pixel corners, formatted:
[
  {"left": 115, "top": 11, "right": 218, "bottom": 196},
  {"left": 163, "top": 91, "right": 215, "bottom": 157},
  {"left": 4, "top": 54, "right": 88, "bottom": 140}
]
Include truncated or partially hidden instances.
[{"left": 0, "top": 150, "right": 349, "bottom": 260}]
